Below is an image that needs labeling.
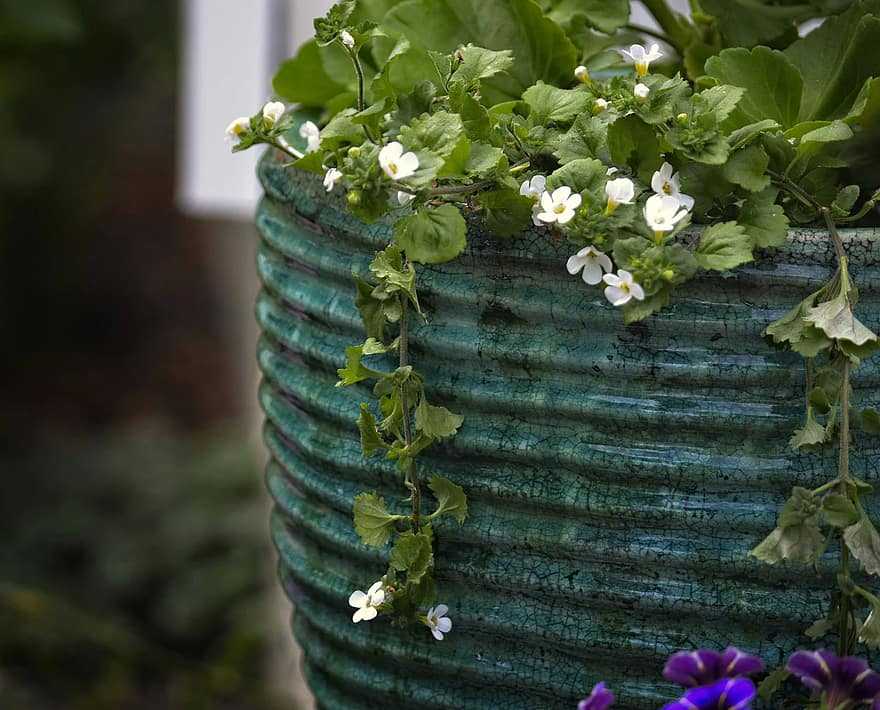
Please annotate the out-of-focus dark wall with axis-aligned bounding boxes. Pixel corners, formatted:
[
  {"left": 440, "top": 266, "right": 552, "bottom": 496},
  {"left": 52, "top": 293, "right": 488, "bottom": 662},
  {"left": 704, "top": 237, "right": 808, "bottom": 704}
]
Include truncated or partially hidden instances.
[{"left": 0, "top": 3, "right": 284, "bottom": 708}]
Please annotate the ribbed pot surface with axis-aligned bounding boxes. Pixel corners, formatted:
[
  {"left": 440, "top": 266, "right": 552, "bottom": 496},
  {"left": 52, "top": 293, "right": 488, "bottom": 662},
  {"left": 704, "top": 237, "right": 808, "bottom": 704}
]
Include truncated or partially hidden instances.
[{"left": 255, "top": 153, "right": 880, "bottom": 709}]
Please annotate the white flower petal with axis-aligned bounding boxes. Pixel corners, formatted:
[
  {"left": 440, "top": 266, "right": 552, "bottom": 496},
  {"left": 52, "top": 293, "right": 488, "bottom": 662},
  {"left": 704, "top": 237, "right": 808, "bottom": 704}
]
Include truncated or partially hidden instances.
[
  {"left": 582, "top": 261, "right": 603, "bottom": 285},
  {"left": 604, "top": 285, "right": 631, "bottom": 306},
  {"left": 531, "top": 175, "right": 546, "bottom": 192},
  {"left": 557, "top": 207, "right": 576, "bottom": 225},
  {"left": 631, "top": 282, "right": 646, "bottom": 301},
  {"left": 566, "top": 254, "right": 585, "bottom": 274},
  {"left": 552, "top": 186, "right": 572, "bottom": 203},
  {"left": 603, "top": 273, "right": 621, "bottom": 287},
  {"left": 679, "top": 193, "right": 695, "bottom": 211},
  {"left": 566, "top": 193, "right": 582, "bottom": 210},
  {"left": 434, "top": 604, "right": 449, "bottom": 617},
  {"left": 531, "top": 206, "right": 544, "bottom": 226},
  {"left": 536, "top": 211, "right": 557, "bottom": 224},
  {"left": 349, "top": 590, "right": 367, "bottom": 608},
  {"left": 372, "top": 589, "right": 386, "bottom": 605},
  {"left": 437, "top": 617, "right": 452, "bottom": 633},
  {"left": 367, "top": 581, "right": 384, "bottom": 596},
  {"left": 355, "top": 606, "right": 378, "bottom": 623},
  {"left": 540, "top": 191, "right": 555, "bottom": 213},
  {"left": 431, "top": 627, "right": 444, "bottom": 641},
  {"left": 597, "top": 252, "right": 612, "bottom": 273}
]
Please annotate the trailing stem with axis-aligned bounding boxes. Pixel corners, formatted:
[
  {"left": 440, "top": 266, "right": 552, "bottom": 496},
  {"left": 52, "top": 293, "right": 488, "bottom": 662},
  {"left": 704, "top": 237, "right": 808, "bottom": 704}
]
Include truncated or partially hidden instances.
[{"left": 398, "top": 288, "right": 421, "bottom": 533}]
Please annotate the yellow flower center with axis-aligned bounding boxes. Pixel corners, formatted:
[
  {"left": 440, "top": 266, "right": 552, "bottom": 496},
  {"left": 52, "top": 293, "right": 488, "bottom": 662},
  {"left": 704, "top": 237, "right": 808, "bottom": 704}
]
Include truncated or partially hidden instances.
[
  {"left": 662, "top": 182, "right": 673, "bottom": 195},
  {"left": 636, "top": 62, "right": 648, "bottom": 77},
  {"left": 388, "top": 162, "right": 398, "bottom": 175},
  {"left": 554, "top": 203, "right": 566, "bottom": 214}
]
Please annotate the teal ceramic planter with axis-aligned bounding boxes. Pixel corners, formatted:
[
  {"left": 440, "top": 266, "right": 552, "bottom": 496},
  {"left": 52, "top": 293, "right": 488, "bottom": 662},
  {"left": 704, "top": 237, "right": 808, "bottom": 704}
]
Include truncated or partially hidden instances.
[{"left": 256, "top": 152, "right": 880, "bottom": 709}]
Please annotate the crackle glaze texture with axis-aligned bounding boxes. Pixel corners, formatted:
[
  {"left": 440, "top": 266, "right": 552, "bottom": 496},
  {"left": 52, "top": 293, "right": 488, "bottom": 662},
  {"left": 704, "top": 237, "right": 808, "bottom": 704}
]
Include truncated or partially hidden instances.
[{"left": 256, "top": 153, "right": 880, "bottom": 709}]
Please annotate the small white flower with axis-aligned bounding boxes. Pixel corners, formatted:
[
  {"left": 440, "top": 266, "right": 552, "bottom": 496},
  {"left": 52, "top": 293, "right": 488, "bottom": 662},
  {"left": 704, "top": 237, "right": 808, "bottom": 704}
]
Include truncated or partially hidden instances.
[
  {"left": 620, "top": 43, "right": 663, "bottom": 77},
  {"left": 643, "top": 193, "right": 690, "bottom": 233},
  {"left": 606, "top": 167, "right": 618, "bottom": 176},
  {"left": 593, "top": 98, "right": 609, "bottom": 113},
  {"left": 425, "top": 604, "right": 452, "bottom": 641},
  {"left": 225, "top": 116, "right": 250, "bottom": 145},
  {"left": 519, "top": 174, "right": 546, "bottom": 200},
  {"left": 603, "top": 270, "right": 645, "bottom": 306},
  {"left": 397, "top": 190, "right": 415, "bottom": 205},
  {"left": 262, "top": 101, "right": 286, "bottom": 128},
  {"left": 651, "top": 162, "right": 694, "bottom": 211},
  {"left": 299, "top": 121, "right": 321, "bottom": 153},
  {"left": 537, "top": 186, "right": 582, "bottom": 226},
  {"left": 634, "top": 83, "right": 650, "bottom": 99},
  {"left": 379, "top": 141, "right": 419, "bottom": 180},
  {"left": 323, "top": 167, "right": 343, "bottom": 192},
  {"left": 340, "top": 30, "right": 355, "bottom": 49},
  {"left": 567, "top": 246, "right": 613, "bottom": 286},
  {"left": 604, "top": 177, "right": 635, "bottom": 214},
  {"left": 349, "top": 581, "right": 385, "bottom": 623},
  {"left": 574, "top": 65, "right": 589, "bottom": 82},
  {"left": 520, "top": 175, "right": 548, "bottom": 226}
]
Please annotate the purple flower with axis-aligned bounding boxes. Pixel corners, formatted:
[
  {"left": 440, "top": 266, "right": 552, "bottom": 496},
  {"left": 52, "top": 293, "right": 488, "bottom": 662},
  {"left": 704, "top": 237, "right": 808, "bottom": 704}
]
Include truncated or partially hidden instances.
[
  {"left": 663, "top": 648, "right": 764, "bottom": 688},
  {"left": 578, "top": 682, "right": 614, "bottom": 710},
  {"left": 662, "top": 677, "right": 756, "bottom": 710},
  {"left": 788, "top": 650, "right": 880, "bottom": 709}
]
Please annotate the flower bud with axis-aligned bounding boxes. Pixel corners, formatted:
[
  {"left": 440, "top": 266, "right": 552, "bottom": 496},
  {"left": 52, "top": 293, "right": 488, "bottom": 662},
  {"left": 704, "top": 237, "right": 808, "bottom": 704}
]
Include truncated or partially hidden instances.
[
  {"left": 574, "top": 65, "right": 589, "bottom": 83},
  {"left": 347, "top": 146, "right": 362, "bottom": 158},
  {"left": 676, "top": 112, "right": 689, "bottom": 125},
  {"left": 340, "top": 30, "right": 355, "bottom": 49},
  {"left": 662, "top": 269, "right": 676, "bottom": 281},
  {"left": 347, "top": 190, "right": 362, "bottom": 206}
]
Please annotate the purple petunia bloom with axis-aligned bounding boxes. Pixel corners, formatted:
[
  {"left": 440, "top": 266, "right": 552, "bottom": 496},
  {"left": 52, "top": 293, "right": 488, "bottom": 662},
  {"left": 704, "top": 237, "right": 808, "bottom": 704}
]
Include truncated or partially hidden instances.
[
  {"left": 788, "top": 650, "right": 880, "bottom": 710},
  {"left": 663, "top": 647, "right": 765, "bottom": 688},
  {"left": 661, "top": 677, "right": 756, "bottom": 710},
  {"left": 578, "top": 682, "right": 615, "bottom": 710}
]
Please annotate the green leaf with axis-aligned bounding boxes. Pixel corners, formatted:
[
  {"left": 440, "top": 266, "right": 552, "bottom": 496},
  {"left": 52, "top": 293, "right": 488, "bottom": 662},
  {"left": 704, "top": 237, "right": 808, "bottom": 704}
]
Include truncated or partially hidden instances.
[
  {"left": 450, "top": 44, "right": 514, "bottom": 88},
  {"left": 522, "top": 82, "right": 591, "bottom": 124},
  {"left": 823, "top": 494, "right": 859, "bottom": 528},
  {"left": 541, "top": 0, "right": 630, "bottom": 35},
  {"left": 844, "top": 514, "right": 880, "bottom": 576},
  {"left": 861, "top": 408, "right": 880, "bottom": 434},
  {"left": 739, "top": 188, "right": 789, "bottom": 248},
  {"left": 697, "top": 84, "right": 746, "bottom": 126},
  {"left": 752, "top": 487, "right": 825, "bottom": 564},
  {"left": 273, "top": 39, "right": 352, "bottom": 106},
  {"left": 477, "top": 189, "right": 534, "bottom": 237},
  {"left": 555, "top": 114, "right": 608, "bottom": 164},
  {"left": 369, "top": 244, "right": 421, "bottom": 312},
  {"left": 722, "top": 145, "right": 770, "bottom": 192},
  {"left": 833, "top": 185, "right": 861, "bottom": 217},
  {"left": 728, "top": 119, "right": 781, "bottom": 150},
  {"left": 805, "top": 617, "right": 835, "bottom": 640},
  {"left": 357, "top": 403, "right": 390, "bottom": 456},
  {"left": 394, "top": 204, "right": 467, "bottom": 264},
  {"left": 337, "top": 344, "right": 385, "bottom": 386},
  {"left": 428, "top": 475, "right": 468, "bottom": 524},
  {"left": 464, "top": 142, "right": 506, "bottom": 177},
  {"left": 353, "top": 492, "right": 398, "bottom": 547},
  {"left": 399, "top": 110, "right": 465, "bottom": 158},
  {"left": 607, "top": 115, "right": 661, "bottom": 183},
  {"left": 846, "top": 76, "right": 880, "bottom": 127},
  {"left": 389, "top": 529, "right": 433, "bottom": 584},
  {"left": 704, "top": 47, "right": 803, "bottom": 129},
  {"left": 415, "top": 397, "right": 463, "bottom": 439},
  {"left": 314, "top": 0, "right": 356, "bottom": 45},
  {"left": 758, "top": 668, "right": 791, "bottom": 704},
  {"left": 785, "top": 1, "right": 880, "bottom": 121},
  {"left": 789, "top": 410, "right": 828, "bottom": 450},
  {"left": 621, "top": 288, "right": 671, "bottom": 324},
  {"left": 805, "top": 292, "right": 879, "bottom": 348},
  {"left": 355, "top": 277, "right": 386, "bottom": 340},
  {"left": 319, "top": 109, "right": 364, "bottom": 150},
  {"left": 694, "top": 221, "right": 753, "bottom": 271},
  {"left": 384, "top": 0, "right": 578, "bottom": 104},
  {"left": 700, "top": 0, "right": 808, "bottom": 47},
  {"left": 547, "top": 158, "right": 607, "bottom": 195},
  {"left": 765, "top": 284, "right": 834, "bottom": 356}
]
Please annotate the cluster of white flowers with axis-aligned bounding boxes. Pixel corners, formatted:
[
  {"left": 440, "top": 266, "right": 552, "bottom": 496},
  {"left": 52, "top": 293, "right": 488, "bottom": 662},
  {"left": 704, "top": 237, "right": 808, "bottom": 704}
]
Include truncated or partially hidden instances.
[
  {"left": 562, "top": 159, "right": 695, "bottom": 308},
  {"left": 348, "top": 580, "right": 452, "bottom": 641}
]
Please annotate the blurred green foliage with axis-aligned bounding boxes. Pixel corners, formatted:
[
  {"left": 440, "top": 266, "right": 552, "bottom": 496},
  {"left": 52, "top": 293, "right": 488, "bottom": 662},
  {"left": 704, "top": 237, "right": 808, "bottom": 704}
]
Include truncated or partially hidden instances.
[{"left": 0, "top": 426, "right": 285, "bottom": 710}]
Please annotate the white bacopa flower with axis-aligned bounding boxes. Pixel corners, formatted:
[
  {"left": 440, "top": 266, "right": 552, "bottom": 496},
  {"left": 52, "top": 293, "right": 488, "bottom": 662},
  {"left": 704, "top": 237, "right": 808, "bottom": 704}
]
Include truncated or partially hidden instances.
[
  {"left": 425, "top": 604, "right": 452, "bottom": 641},
  {"left": 593, "top": 98, "right": 609, "bottom": 113},
  {"left": 225, "top": 116, "right": 250, "bottom": 145},
  {"left": 299, "top": 121, "right": 321, "bottom": 153},
  {"left": 349, "top": 580, "right": 385, "bottom": 623},
  {"left": 262, "top": 101, "right": 286, "bottom": 128},
  {"left": 574, "top": 65, "right": 589, "bottom": 82},
  {"left": 620, "top": 43, "right": 663, "bottom": 77},
  {"left": 603, "top": 270, "right": 645, "bottom": 306},
  {"left": 340, "top": 30, "right": 355, "bottom": 49},
  {"left": 520, "top": 175, "right": 548, "bottom": 226},
  {"left": 567, "top": 246, "right": 613, "bottom": 286},
  {"left": 604, "top": 177, "right": 635, "bottom": 214},
  {"left": 379, "top": 141, "right": 419, "bottom": 180},
  {"left": 651, "top": 161, "right": 694, "bottom": 210},
  {"left": 644, "top": 193, "right": 690, "bottom": 233},
  {"left": 323, "top": 167, "right": 343, "bottom": 192},
  {"left": 397, "top": 190, "right": 415, "bottom": 205},
  {"left": 634, "top": 83, "right": 650, "bottom": 99},
  {"left": 537, "top": 186, "right": 582, "bottom": 226},
  {"left": 519, "top": 174, "right": 546, "bottom": 200}
]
